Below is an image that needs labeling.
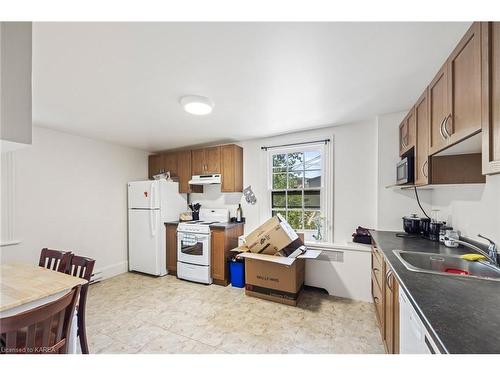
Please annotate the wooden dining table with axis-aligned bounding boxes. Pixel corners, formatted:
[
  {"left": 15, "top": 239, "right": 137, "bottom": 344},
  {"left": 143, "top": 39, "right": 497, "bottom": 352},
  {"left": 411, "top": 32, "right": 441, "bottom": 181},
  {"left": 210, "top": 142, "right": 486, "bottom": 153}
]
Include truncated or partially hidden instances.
[{"left": 0, "top": 263, "right": 88, "bottom": 354}]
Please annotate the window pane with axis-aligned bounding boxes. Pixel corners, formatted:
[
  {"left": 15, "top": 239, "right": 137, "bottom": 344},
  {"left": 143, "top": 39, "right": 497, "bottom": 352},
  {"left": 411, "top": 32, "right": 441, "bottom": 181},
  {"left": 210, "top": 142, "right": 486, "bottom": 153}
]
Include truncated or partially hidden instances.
[
  {"left": 272, "top": 173, "right": 287, "bottom": 189},
  {"left": 272, "top": 210, "right": 286, "bottom": 219},
  {"left": 305, "top": 170, "right": 321, "bottom": 188},
  {"left": 304, "top": 151, "right": 321, "bottom": 170},
  {"left": 271, "top": 192, "right": 286, "bottom": 208},
  {"left": 287, "top": 152, "right": 303, "bottom": 171},
  {"left": 287, "top": 191, "right": 302, "bottom": 209},
  {"left": 272, "top": 154, "right": 287, "bottom": 169},
  {"left": 287, "top": 210, "right": 303, "bottom": 230},
  {"left": 288, "top": 172, "right": 303, "bottom": 189},
  {"left": 304, "top": 190, "right": 320, "bottom": 208},
  {"left": 304, "top": 211, "right": 321, "bottom": 230}
]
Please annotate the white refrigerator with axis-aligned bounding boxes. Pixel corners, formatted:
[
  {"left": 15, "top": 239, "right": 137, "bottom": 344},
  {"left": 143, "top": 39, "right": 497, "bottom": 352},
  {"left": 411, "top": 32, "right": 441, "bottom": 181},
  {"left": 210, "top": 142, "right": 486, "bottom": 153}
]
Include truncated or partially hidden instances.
[{"left": 128, "top": 180, "right": 187, "bottom": 276}]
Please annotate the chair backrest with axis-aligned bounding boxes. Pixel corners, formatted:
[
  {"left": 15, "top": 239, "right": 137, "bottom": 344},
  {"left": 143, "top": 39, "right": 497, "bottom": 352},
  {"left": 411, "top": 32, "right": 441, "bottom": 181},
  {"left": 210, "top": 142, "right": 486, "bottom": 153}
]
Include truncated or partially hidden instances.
[
  {"left": 67, "top": 255, "right": 95, "bottom": 282},
  {"left": 0, "top": 285, "right": 81, "bottom": 354},
  {"left": 39, "top": 248, "right": 73, "bottom": 273}
]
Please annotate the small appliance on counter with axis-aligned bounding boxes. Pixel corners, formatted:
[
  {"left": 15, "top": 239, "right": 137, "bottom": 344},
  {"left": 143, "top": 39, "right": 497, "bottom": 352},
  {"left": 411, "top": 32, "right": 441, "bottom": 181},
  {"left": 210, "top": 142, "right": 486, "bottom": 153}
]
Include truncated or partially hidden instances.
[{"left": 402, "top": 214, "right": 421, "bottom": 234}]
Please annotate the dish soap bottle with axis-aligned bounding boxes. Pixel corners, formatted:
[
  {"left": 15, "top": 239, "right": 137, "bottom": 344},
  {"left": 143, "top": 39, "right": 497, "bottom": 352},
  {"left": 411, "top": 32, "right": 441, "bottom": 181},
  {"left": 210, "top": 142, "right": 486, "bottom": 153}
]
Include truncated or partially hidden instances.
[{"left": 236, "top": 204, "right": 242, "bottom": 222}]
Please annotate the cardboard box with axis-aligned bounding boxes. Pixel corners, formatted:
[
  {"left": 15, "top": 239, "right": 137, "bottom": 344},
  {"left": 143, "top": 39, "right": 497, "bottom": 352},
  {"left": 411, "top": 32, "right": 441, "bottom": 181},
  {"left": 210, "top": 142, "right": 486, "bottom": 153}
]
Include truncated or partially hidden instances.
[
  {"left": 244, "top": 257, "right": 305, "bottom": 306},
  {"left": 234, "top": 232, "right": 321, "bottom": 306},
  {"left": 243, "top": 214, "right": 299, "bottom": 255}
]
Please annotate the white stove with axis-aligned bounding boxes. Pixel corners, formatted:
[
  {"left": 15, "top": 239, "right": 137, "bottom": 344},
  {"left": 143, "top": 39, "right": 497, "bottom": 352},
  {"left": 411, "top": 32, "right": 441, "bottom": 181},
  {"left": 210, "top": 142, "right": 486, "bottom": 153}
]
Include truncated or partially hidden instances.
[{"left": 176, "top": 208, "right": 229, "bottom": 284}]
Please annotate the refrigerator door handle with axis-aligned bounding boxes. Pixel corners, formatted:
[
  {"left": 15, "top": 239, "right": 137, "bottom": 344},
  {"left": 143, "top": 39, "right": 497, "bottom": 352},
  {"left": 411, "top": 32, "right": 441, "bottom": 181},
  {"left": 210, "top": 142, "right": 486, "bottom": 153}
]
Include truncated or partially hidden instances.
[{"left": 150, "top": 182, "right": 156, "bottom": 237}]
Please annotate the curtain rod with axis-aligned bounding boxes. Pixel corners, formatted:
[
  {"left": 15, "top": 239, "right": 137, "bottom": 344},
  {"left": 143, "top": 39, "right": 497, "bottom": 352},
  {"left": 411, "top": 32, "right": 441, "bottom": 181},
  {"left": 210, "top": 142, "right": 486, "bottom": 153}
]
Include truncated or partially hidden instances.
[{"left": 261, "top": 138, "right": 330, "bottom": 151}]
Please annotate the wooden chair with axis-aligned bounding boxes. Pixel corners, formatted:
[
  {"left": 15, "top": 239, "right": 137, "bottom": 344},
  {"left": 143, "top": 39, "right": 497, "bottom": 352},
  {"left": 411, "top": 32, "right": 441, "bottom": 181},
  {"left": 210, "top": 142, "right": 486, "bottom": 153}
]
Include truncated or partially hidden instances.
[
  {"left": 66, "top": 255, "right": 95, "bottom": 354},
  {"left": 0, "top": 285, "right": 81, "bottom": 354},
  {"left": 39, "top": 248, "right": 73, "bottom": 273}
]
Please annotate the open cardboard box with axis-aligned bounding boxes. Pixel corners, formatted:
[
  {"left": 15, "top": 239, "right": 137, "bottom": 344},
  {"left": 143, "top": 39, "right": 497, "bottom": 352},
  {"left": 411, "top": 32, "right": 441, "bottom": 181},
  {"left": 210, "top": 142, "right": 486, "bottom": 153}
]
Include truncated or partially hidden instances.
[{"left": 232, "top": 215, "right": 321, "bottom": 306}]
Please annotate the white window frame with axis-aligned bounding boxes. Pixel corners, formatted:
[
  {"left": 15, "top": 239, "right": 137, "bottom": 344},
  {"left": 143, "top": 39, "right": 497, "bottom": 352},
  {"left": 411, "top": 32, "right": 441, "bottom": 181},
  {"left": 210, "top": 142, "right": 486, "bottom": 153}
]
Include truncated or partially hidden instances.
[{"left": 264, "top": 140, "right": 333, "bottom": 242}]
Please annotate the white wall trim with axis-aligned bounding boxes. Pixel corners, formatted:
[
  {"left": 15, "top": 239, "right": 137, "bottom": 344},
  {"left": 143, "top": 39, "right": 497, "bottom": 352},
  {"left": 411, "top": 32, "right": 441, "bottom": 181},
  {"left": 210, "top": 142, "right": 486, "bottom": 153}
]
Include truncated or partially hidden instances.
[{"left": 93, "top": 261, "right": 129, "bottom": 282}]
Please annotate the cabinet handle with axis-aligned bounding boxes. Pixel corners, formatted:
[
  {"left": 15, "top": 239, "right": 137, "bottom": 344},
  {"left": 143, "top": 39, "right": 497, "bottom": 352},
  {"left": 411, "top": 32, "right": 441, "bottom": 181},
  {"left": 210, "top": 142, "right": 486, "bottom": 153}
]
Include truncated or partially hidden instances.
[
  {"left": 443, "top": 114, "right": 452, "bottom": 138},
  {"left": 373, "top": 267, "right": 380, "bottom": 273},
  {"left": 439, "top": 117, "right": 447, "bottom": 140},
  {"left": 422, "top": 160, "right": 428, "bottom": 178},
  {"left": 374, "top": 296, "right": 380, "bottom": 304}
]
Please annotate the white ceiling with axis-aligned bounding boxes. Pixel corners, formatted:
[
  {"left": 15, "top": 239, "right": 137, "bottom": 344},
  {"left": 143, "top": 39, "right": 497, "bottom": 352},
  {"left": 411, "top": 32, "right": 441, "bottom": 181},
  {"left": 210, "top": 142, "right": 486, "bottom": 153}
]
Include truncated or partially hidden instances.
[{"left": 32, "top": 22, "right": 471, "bottom": 151}]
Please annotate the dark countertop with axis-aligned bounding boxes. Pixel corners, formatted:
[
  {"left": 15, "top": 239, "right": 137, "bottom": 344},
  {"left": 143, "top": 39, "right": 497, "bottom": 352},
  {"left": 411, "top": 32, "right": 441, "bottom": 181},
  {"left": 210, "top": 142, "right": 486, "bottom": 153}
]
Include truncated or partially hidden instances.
[
  {"left": 370, "top": 230, "right": 500, "bottom": 354},
  {"left": 165, "top": 221, "right": 244, "bottom": 229}
]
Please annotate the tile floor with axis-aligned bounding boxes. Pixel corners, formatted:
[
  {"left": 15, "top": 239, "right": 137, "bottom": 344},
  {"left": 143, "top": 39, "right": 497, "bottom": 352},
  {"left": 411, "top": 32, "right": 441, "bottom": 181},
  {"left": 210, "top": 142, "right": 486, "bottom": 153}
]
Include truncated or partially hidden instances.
[{"left": 86, "top": 272, "right": 385, "bottom": 354}]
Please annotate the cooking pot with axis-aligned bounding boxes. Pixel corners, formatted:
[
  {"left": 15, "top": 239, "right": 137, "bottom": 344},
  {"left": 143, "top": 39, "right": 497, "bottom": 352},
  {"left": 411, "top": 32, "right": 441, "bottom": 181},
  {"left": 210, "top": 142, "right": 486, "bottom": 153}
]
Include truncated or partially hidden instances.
[{"left": 403, "top": 214, "right": 421, "bottom": 234}]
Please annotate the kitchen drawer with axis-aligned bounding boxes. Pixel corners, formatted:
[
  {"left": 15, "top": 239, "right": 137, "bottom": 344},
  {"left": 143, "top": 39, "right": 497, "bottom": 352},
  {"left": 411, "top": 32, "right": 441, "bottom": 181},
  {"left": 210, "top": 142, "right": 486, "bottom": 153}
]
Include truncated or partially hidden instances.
[
  {"left": 372, "top": 276, "right": 384, "bottom": 328},
  {"left": 371, "top": 249, "right": 384, "bottom": 290}
]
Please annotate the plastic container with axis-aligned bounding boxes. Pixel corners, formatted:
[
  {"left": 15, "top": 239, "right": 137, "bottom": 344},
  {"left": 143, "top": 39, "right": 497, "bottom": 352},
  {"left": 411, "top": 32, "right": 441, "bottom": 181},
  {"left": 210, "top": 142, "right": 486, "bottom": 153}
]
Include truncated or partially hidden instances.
[{"left": 229, "top": 258, "right": 245, "bottom": 288}]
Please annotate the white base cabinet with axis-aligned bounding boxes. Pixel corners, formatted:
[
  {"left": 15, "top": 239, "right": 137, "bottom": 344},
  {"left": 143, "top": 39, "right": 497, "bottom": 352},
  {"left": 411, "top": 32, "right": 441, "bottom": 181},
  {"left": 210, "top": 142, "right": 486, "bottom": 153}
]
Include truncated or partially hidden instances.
[{"left": 399, "top": 289, "right": 441, "bottom": 354}]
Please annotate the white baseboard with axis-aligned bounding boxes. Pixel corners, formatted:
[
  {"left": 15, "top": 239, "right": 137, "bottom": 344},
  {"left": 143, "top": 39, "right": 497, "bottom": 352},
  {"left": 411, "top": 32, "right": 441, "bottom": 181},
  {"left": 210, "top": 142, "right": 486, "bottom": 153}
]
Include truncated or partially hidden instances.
[{"left": 92, "top": 260, "right": 128, "bottom": 282}]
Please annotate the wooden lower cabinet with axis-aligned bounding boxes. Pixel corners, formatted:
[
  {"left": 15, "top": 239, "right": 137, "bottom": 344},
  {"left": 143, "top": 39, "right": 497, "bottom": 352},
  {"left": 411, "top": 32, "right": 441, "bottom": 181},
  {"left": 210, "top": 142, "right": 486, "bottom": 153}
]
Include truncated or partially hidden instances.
[
  {"left": 384, "top": 264, "right": 400, "bottom": 354},
  {"left": 165, "top": 223, "right": 178, "bottom": 275},
  {"left": 371, "top": 243, "right": 400, "bottom": 354},
  {"left": 211, "top": 224, "right": 244, "bottom": 285}
]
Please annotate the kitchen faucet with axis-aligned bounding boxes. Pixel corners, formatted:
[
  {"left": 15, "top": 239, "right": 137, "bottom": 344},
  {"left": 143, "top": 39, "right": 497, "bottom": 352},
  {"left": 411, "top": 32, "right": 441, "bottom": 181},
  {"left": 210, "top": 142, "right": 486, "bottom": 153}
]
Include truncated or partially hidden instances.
[{"left": 445, "top": 234, "right": 499, "bottom": 268}]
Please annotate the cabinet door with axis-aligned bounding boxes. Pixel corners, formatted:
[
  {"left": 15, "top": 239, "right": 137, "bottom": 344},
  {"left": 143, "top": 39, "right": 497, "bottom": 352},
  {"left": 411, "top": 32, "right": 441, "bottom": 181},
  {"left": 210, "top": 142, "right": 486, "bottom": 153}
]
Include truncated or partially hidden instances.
[
  {"left": 205, "top": 146, "right": 221, "bottom": 174},
  {"left": 399, "top": 110, "right": 416, "bottom": 156},
  {"left": 415, "top": 91, "right": 430, "bottom": 185},
  {"left": 447, "top": 22, "right": 482, "bottom": 144},
  {"left": 191, "top": 149, "right": 206, "bottom": 175},
  {"left": 428, "top": 64, "right": 450, "bottom": 155},
  {"left": 148, "top": 154, "right": 163, "bottom": 179},
  {"left": 177, "top": 150, "right": 202, "bottom": 194},
  {"left": 165, "top": 224, "right": 177, "bottom": 274},
  {"left": 163, "top": 152, "right": 178, "bottom": 177},
  {"left": 211, "top": 229, "right": 225, "bottom": 281},
  {"left": 482, "top": 22, "right": 500, "bottom": 175},
  {"left": 399, "top": 120, "right": 409, "bottom": 156},
  {"left": 221, "top": 144, "right": 244, "bottom": 192}
]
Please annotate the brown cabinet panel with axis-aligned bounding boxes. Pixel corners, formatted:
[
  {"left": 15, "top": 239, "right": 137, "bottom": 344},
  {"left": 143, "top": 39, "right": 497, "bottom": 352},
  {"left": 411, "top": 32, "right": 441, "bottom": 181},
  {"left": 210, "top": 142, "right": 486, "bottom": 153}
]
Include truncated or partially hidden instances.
[
  {"left": 177, "top": 150, "right": 202, "bottom": 194},
  {"left": 372, "top": 276, "right": 384, "bottom": 332},
  {"left": 482, "top": 22, "right": 500, "bottom": 175},
  {"left": 191, "top": 149, "right": 206, "bottom": 175},
  {"left": 384, "top": 269, "right": 394, "bottom": 354},
  {"left": 415, "top": 91, "right": 430, "bottom": 185},
  {"left": 447, "top": 22, "right": 482, "bottom": 144},
  {"left": 148, "top": 154, "right": 163, "bottom": 179},
  {"left": 163, "top": 152, "right": 178, "bottom": 177},
  {"left": 399, "top": 120, "right": 408, "bottom": 156},
  {"left": 211, "top": 229, "right": 225, "bottom": 282},
  {"left": 165, "top": 223, "right": 178, "bottom": 275},
  {"left": 205, "top": 146, "right": 221, "bottom": 174},
  {"left": 221, "top": 144, "right": 244, "bottom": 192},
  {"left": 429, "top": 65, "right": 449, "bottom": 155}
]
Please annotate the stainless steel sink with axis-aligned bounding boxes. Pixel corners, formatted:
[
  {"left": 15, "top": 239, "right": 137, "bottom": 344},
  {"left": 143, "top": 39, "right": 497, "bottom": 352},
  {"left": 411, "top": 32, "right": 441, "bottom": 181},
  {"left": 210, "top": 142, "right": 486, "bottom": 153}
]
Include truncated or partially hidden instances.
[{"left": 393, "top": 250, "right": 500, "bottom": 281}]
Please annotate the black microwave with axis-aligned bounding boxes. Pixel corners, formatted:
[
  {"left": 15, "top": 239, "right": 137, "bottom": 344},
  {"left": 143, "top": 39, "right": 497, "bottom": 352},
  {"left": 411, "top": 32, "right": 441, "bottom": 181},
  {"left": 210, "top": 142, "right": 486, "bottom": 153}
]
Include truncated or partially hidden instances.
[{"left": 397, "top": 156, "right": 414, "bottom": 185}]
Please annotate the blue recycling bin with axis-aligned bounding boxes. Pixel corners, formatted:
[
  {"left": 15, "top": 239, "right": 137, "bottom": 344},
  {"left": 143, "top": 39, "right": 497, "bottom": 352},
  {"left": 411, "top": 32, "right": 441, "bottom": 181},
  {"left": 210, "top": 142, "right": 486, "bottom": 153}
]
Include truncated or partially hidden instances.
[{"left": 229, "top": 259, "right": 245, "bottom": 288}]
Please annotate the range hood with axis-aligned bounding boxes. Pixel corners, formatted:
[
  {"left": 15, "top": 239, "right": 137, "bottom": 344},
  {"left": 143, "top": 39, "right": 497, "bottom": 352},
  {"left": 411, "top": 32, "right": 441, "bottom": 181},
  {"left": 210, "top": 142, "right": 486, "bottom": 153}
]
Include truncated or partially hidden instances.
[{"left": 189, "top": 174, "right": 222, "bottom": 185}]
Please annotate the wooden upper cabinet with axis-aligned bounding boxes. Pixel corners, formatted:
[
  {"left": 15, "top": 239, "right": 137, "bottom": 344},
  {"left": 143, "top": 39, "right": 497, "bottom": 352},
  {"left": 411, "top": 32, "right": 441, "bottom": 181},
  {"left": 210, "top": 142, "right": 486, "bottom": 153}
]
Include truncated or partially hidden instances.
[
  {"left": 148, "top": 154, "right": 163, "bottom": 179},
  {"left": 191, "top": 146, "right": 222, "bottom": 175},
  {"left": 221, "top": 144, "right": 244, "bottom": 192},
  {"left": 205, "top": 146, "right": 221, "bottom": 174},
  {"left": 191, "top": 149, "right": 206, "bottom": 175},
  {"left": 177, "top": 150, "right": 202, "bottom": 194},
  {"left": 481, "top": 22, "right": 500, "bottom": 175},
  {"left": 428, "top": 64, "right": 449, "bottom": 155},
  {"left": 399, "top": 110, "right": 416, "bottom": 156},
  {"left": 446, "top": 22, "right": 482, "bottom": 145},
  {"left": 163, "top": 152, "right": 178, "bottom": 177},
  {"left": 415, "top": 91, "right": 430, "bottom": 185}
]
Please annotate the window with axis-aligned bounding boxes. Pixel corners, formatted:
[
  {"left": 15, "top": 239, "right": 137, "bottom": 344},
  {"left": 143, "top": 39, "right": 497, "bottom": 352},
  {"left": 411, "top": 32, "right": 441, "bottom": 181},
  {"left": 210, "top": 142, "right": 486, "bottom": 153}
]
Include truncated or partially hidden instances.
[{"left": 269, "top": 143, "right": 330, "bottom": 239}]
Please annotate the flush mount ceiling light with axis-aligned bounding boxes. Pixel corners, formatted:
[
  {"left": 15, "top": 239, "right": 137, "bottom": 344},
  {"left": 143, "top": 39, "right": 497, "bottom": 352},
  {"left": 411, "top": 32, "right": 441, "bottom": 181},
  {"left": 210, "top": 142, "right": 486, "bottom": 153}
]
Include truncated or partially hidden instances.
[{"left": 180, "top": 95, "right": 214, "bottom": 115}]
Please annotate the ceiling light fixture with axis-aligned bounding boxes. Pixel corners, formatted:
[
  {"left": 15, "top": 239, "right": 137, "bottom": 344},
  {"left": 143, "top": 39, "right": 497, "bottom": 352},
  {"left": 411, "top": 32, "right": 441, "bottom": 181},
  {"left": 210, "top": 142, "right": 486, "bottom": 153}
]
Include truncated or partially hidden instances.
[{"left": 180, "top": 95, "right": 214, "bottom": 115}]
